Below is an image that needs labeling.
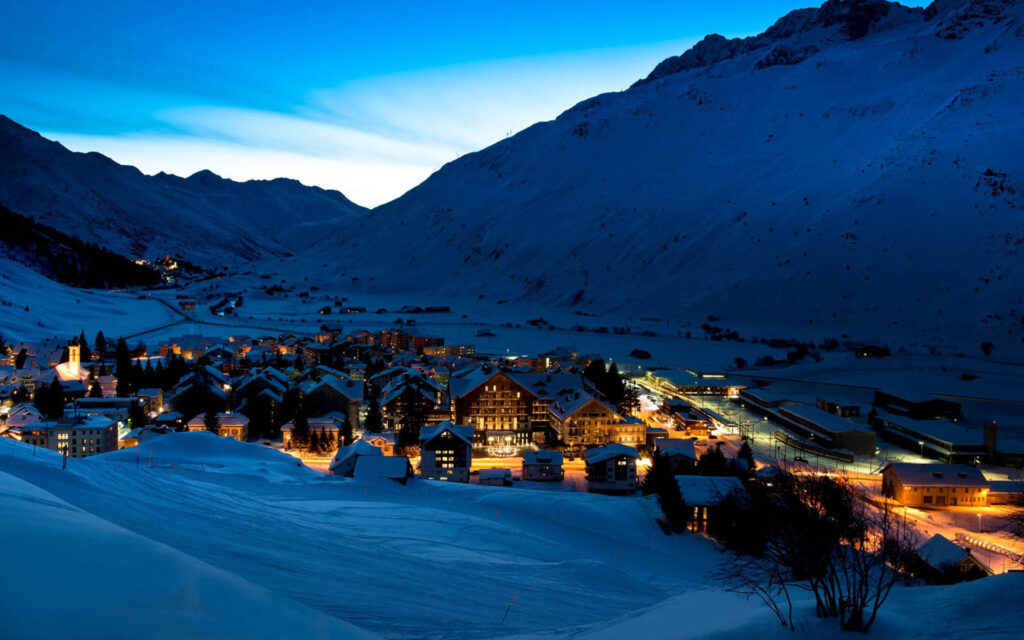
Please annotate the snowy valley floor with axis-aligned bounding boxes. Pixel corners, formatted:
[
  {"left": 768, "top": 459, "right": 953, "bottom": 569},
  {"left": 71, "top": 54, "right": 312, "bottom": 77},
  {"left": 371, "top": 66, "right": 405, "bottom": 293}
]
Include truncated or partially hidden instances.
[{"left": 1, "top": 433, "right": 1022, "bottom": 640}]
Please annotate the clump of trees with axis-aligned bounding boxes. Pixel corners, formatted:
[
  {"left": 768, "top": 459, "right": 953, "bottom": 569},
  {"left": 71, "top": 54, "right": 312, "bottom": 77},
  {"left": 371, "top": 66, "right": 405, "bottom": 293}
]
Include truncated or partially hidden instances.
[
  {"left": 0, "top": 203, "right": 162, "bottom": 288},
  {"left": 583, "top": 359, "right": 639, "bottom": 415},
  {"left": 712, "top": 474, "right": 914, "bottom": 633},
  {"left": 641, "top": 453, "right": 689, "bottom": 533}
]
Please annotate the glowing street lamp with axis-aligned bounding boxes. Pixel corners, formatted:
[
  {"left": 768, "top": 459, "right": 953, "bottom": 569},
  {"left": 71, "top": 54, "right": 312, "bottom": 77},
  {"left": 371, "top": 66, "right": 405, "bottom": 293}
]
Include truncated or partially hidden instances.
[
  {"left": 918, "top": 440, "right": 924, "bottom": 457},
  {"left": 977, "top": 512, "right": 982, "bottom": 534}
]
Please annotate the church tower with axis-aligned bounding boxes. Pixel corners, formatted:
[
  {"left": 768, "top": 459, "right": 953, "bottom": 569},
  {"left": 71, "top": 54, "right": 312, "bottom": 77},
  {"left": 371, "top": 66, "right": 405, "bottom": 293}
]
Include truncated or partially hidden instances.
[{"left": 68, "top": 344, "right": 80, "bottom": 379}]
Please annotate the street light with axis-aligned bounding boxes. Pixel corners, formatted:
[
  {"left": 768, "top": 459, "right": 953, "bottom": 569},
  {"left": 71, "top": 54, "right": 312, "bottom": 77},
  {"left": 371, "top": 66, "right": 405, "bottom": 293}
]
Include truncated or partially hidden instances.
[
  {"left": 977, "top": 513, "right": 982, "bottom": 534},
  {"left": 918, "top": 440, "right": 924, "bottom": 457}
]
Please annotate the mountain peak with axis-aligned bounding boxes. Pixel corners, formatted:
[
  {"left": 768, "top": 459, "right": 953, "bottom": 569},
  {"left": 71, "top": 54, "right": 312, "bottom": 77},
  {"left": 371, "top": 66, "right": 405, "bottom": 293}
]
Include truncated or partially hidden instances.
[{"left": 635, "top": 0, "right": 925, "bottom": 85}]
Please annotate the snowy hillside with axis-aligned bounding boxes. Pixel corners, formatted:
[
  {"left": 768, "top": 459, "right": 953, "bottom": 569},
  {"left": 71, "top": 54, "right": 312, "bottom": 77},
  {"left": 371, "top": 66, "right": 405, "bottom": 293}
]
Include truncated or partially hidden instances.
[
  {"left": 315, "top": 0, "right": 1024, "bottom": 352},
  {"left": 0, "top": 116, "right": 368, "bottom": 264},
  {"left": 0, "top": 468, "right": 377, "bottom": 640},
  {"left": 0, "top": 256, "right": 177, "bottom": 342},
  {"left": 2, "top": 433, "right": 1022, "bottom": 639}
]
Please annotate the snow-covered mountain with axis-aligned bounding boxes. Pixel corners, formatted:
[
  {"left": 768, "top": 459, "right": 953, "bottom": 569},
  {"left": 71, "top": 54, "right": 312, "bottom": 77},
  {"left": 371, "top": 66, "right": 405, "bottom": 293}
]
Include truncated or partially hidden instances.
[
  {"left": 316, "top": 0, "right": 1024, "bottom": 351},
  {"left": 0, "top": 116, "right": 367, "bottom": 264}
]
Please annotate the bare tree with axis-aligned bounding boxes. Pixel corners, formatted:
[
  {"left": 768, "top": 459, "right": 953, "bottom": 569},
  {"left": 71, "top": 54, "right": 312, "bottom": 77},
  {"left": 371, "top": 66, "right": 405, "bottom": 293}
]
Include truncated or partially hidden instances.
[
  {"left": 717, "top": 554, "right": 794, "bottom": 629},
  {"left": 710, "top": 474, "right": 914, "bottom": 633}
]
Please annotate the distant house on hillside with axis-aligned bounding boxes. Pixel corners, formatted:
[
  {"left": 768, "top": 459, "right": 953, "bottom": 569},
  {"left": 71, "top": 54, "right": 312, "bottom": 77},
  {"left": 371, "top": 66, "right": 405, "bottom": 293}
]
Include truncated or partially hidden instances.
[
  {"left": 882, "top": 463, "right": 989, "bottom": 507},
  {"left": 329, "top": 439, "right": 382, "bottom": 477},
  {"left": 419, "top": 421, "right": 473, "bottom": 482},
  {"left": 361, "top": 432, "right": 396, "bottom": 456},
  {"left": 186, "top": 413, "right": 250, "bottom": 441},
  {"left": 136, "top": 388, "right": 164, "bottom": 415},
  {"left": 584, "top": 444, "right": 638, "bottom": 493},
  {"left": 655, "top": 438, "right": 698, "bottom": 474},
  {"left": 18, "top": 415, "right": 118, "bottom": 457},
  {"left": 479, "top": 468, "right": 513, "bottom": 486},
  {"left": 522, "top": 450, "right": 564, "bottom": 481},
  {"left": 676, "top": 475, "right": 745, "bottom": 533},
  {"left": 912, "top": 534, "right": 993, "bottom": 584}
]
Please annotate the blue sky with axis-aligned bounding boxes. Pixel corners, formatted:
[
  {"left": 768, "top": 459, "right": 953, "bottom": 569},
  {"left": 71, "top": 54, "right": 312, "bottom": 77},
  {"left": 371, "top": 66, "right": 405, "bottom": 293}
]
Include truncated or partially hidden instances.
[{"left": 2, "top": 1, "right": 923, "bottom": 206}]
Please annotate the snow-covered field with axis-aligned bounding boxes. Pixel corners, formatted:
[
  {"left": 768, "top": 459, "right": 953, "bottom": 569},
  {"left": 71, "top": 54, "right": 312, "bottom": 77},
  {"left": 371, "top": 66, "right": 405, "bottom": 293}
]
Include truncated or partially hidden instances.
[
  {"left": 0, "top": 257, "right": 178, "bottom": 342},
  {"left": 2, "top": 432, "right": 1022, "bottom": 639}
]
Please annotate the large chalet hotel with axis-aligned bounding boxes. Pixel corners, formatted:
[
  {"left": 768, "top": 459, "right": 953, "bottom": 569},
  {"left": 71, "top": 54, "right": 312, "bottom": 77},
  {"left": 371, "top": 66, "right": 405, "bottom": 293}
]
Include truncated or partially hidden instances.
[
  {"left": 365, "top": 362, "right": 644, "bottom": 453},
  {"left": 445, "top": 366, "right": 642, "bottom": 452}
]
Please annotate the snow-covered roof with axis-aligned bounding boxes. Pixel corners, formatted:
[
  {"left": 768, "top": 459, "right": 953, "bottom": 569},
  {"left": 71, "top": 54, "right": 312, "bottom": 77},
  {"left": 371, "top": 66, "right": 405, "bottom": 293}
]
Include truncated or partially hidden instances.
[
  {"left": 675, "top": 475, "right": 745, "bottom": 506},
  {"left": 329, "top": 439, "right": 382, "bottom": 471},
  {"left": 353, "top": 455, "right": 411, "bottom": 480},
  {"left": 885, "top": 463, "right": 988, "bottom": 488},
  {"left": 548, "top": 394, "right": 618, "bottom": 422},
  {"left": 361, "top": 432, "right": 396, "bottom": 446},
  {"left": 301, "top": 375, "right": 363, "bottom": 401},
  {"left": 479, "top": 468, "right": 512, "bottom": 481},
  {"left": 874, "top": 409, "right": 986, "bottom": 447},
  {"left": 655, "top": 438, "right": 697, "bottom": 460},
  {"left": 584, "top": 443, "right": 638, "bottom": 464},
  {"left": 915, "top": 534, "right": 969, "bottom": 572},
  {"left": 419, "top": 421, "right": 473, "bottom": 445},
  {"left": 258, "top": 388, "right": 284, "bottom": 404},
  {"left": 312, "top": 411, "right": 349, "bottom": 424},
  {"left": 778, "top": 404, "right": 870, "bottom": 434},
  {"left": 203, "top": 365, "right": 230, "bottom": 384},
  {"left": 186, "top": 413, "right": 250, "bottom": 428},
  {"left": 523, "top": 450, "right": 563, "bottom": 466},
  {"left": 740, "top": 388, "right": 786, "bottom": 404}
]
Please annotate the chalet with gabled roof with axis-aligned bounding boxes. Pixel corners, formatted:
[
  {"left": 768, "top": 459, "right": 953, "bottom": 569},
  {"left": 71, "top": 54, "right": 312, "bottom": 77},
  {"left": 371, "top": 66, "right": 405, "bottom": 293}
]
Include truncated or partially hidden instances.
[{"left": 419, "top": 421, "right": 473, "bottom": 482}]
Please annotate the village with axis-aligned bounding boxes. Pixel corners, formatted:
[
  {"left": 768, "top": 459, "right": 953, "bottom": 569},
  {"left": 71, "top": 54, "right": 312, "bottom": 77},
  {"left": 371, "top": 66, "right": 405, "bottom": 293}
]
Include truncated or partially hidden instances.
[{"left": 2, "top": 321, "right": 1024, "bottom": 591}]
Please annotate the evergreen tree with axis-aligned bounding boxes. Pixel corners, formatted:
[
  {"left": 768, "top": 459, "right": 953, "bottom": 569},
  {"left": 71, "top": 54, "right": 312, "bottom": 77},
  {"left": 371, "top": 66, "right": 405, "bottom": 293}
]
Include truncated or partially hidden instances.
[
  {"left": 78, "top": 331, "right": 91, "bottom": 361},
  {"left": 94, "top": 330, "right": 107, "bottom": 357},
  {"left": 15, "top": 348, "right": 28, "bottom": 369},
  {"left": 204, "top": 409, "right": 221, "bottom": 436},
  {"left": 364, "top": 395, "right": 383, "bottom": 432},
  {"left": 641, "top": 453, "right": 689, "bottom": 532},
  {"left": 737, "top": 441, "right": 756, "bottom": 475},
  {"left": 341, "top": 416, "right": 353, "bottom": 446},
  {"left": 605, "top": 362, "right": 625, "bottom": 406},
  {"left": 114, "top": 337, "right": 131, "bottom": 372},
  {"left": 657, "top": 474, "right": 690, "bottom": 533},
  {"left": 154, "top": 361, "right": 166, "bottom": 389},
  {"left": 178, "top": 385, "right": 210, "bottom": 423},
  {"left": 292, "top": 408, "right": 310, "bottom": 449},
  {"left": 397, "top": 387, "right": 428, "bottom": 454},
  {"left": 280, "top": 388, "right": 302, "bottom": 425},
  {"left": 321, "top": 431, "right": 336, "bottom": 454},
  {"left": 129, "top": 400, "right": 147, "bottom": 429},
  {"left": 88, "top": 379, "right": 103, "bottom": 398},
  {"left": 35, "top": 379, "right": 65, "bottom": 419},
  {"left": 114, "top": 337, "right": 132, "bottom": 395},
  {"left": 641, "top": 452, "right": 672, "bottom": 496},
  {"left": 244, "top": 394, "right": 274, "bottom": 440},
  {"left": 309, "top": 429, "right": 321, "bottom": 454},
  {"left": 697, "top": 442, "right": 730, "bottom": 477},
  {"left": 583, "top": 358, "right": 607, "bottom": 389},
  {"left": 618, "top": 385, "right": 640, "bottom": 416}
]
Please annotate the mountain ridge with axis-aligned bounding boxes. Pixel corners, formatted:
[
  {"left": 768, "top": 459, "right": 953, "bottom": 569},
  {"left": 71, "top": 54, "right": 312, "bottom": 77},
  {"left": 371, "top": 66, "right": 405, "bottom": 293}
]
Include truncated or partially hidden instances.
[{"left": 0, "top": 115, "right": 368, "bottom": 265}]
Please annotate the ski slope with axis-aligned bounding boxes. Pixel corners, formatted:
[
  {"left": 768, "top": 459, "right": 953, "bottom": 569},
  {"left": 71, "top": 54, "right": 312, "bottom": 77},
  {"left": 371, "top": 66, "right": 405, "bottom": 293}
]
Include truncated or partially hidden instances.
[{"left": 2, "top": 432, "right": 1023, "bottom": 639}]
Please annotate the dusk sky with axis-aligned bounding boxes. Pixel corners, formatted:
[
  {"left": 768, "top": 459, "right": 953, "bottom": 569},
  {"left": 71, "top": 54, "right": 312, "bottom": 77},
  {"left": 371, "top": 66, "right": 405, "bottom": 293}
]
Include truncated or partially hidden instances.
[{"left": 2, "top": 1, "right": 926, "bottom": 206}]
